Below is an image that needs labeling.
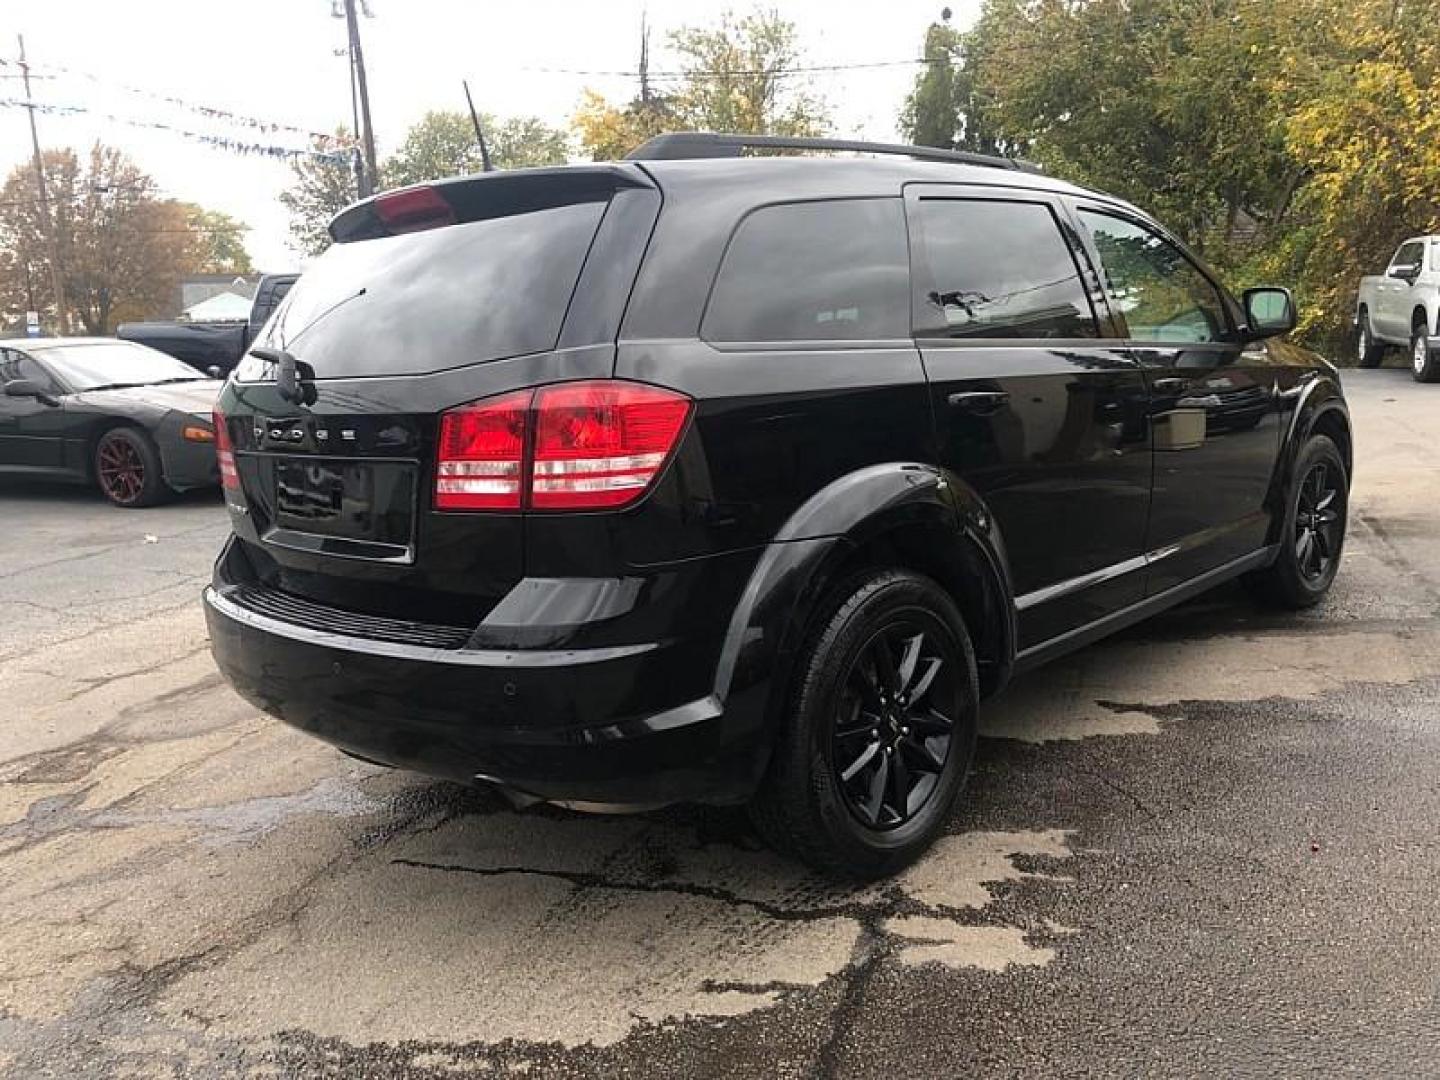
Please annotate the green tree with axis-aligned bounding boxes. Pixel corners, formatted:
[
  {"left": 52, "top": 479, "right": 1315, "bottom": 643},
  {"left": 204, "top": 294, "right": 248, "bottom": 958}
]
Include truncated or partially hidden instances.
[
  {"left": 576, "top": 7, "right": 830, "bottom": 160},
  {"left": 383, "top": 110, "right": 569, "bottom": 188},
  {"left": 279, "top": 131, "right": 360, "bottom": 258},
  {"left": 900, "top": 11, "right": 1008, "bottom": 154},
  {"left": 179, "top": 206, "right": 253, "bottom": 274}
]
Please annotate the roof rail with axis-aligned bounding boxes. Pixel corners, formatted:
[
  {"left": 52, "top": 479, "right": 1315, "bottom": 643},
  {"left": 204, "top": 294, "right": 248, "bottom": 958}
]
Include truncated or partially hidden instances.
[{"left": 625, "top": 131, "right": 1042, "bottom": 174}]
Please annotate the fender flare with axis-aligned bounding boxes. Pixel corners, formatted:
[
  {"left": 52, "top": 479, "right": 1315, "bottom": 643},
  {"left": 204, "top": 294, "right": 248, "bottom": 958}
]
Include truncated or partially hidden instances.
[
  {"left": 1267, "top": 375, "right": 1351, "bottom": 542},
  {"left": 711, "top": 462, "right": 1016, "bottom": 733}
]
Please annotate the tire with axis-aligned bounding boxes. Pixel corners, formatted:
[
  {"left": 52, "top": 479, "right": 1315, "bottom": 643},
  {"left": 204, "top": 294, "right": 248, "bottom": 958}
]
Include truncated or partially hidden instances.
[
  {"left": 1356, "top": 308, "right": 1385, "bottom": 368},
  {"left": 1410, "top": 324, "right": 1439, "bottom": 383},
  {"left": 1246, "top": 435, "right": 1347, "bottom": 609},
  {"left": 749, "top": 568, "right": 979, "bottom": 879},
  {"left": 94, "top": 427, "right": 169, "bottom": 508}
]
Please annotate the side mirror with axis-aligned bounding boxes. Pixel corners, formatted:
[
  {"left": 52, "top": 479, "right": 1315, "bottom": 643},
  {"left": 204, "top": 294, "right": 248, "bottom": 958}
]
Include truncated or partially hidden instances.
[
  {"left": 1388, "top": 263, "right": 1420, "bottom": 282},
  {"left": 1242, "top": 286, "right": 1296, "bottom": 340},
  {"left": 3, "top": 379, "right": 60, "bottom": 407}
]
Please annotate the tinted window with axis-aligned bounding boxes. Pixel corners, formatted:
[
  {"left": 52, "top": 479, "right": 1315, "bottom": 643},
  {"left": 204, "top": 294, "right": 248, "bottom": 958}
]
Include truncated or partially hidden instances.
[
  {"left": 1079, "top": 211, "right": 1228, "bottom": 343},
  {"left": 911, "top": 198, "right": 1098, "bottom": 339},
  {"left": 244, "top": 200, "right": 608, "bottom": 379},
  {"left": 703, "top": 199, "right": 910, "bottom": 343},
  {"left": 0, "top": 349, "right": 61, "bottom": 393},
  {"left": 1393, "top": 241, "right": 1424, "bottom": 270}
]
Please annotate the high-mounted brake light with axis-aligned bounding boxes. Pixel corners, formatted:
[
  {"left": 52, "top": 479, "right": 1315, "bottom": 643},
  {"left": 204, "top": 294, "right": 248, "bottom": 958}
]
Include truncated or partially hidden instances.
[
  {"left": 373, "top": 185, "right": 455, "bottom": 234},
  {"left": 433, "top": 381, "right": 692, "bottom": 513},
  {"left": 213, "top": 409, "right": 239, "bottom": 490}
]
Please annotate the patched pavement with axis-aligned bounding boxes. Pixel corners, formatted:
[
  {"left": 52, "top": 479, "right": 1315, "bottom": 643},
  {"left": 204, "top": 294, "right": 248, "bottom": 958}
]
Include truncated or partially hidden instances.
[{"left": 1, "top": 370, "right": 1437, "bottom": 1077}]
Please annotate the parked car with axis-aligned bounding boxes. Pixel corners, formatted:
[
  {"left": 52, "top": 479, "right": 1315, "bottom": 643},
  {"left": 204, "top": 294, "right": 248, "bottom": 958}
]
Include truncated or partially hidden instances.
[
  {"left": 0, "top": 337, "right": 221, "bottom": 507},
  {"left": 116, "top": 272, "right": 298, "bottom": 376},
  {"left": 1355, "top": 236, "right": 1440, "bottom": 381},
  {"left": 204, "top": 133, "right": 1352, "bottom": 877}
]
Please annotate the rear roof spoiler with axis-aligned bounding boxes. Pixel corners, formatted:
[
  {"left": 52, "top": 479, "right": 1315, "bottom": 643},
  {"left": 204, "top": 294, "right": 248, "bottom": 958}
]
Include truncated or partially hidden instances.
[
  {"left": 625, "top": 131, "right": 1044, "bottom": 175},
  {"left": 328, "top": 164, "right": 650, "bottom": 244}
]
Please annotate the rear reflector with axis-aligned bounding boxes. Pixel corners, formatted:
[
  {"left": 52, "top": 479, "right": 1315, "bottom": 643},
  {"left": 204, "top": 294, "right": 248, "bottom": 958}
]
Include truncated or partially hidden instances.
[
  {"left": 372, "top": 185, "right": 455, "bottom": 234},
  {"left": 434, "top": 381, "right": 692, "bottom": 513},
  {"left": 213, "top": 409, "right": 239, "bottom": 490}
]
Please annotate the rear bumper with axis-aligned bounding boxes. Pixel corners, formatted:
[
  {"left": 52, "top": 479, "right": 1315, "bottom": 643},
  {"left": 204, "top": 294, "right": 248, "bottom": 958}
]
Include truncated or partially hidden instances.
[{"left": 203, "top": 565, "right": 771, "bottom": 808}]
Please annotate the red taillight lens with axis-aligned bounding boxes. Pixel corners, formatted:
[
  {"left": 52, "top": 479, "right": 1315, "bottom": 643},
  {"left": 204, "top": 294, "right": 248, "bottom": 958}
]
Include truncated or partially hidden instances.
[
  {"left": 433, "top": 381, "right": 692, "bottom": 513},
  {"left": 530, "top": 382, "right": 692, "bottom": 509},
  {"left": 434, "top": 389, "right": 531, "bottom": 510},
  {"left": 373, "top": 185, "right": 455, "bottom": 234},
  {"left": 213, "top": 409, "right": 239, "bottom": 490}
]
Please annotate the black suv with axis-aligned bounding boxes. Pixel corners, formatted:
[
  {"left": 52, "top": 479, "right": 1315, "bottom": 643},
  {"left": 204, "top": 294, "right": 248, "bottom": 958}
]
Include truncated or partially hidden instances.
[{"left": 206, "top": 133, "right": 1351, "bottom": 877}]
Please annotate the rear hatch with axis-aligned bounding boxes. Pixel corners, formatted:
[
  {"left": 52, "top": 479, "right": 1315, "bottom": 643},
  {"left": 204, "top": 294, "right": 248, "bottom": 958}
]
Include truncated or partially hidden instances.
[{"left": 215, "top": 165, "right": 655, "bottom": 634}]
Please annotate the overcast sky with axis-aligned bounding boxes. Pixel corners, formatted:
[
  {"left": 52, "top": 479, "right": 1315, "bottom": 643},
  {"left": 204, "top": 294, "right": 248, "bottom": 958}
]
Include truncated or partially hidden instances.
[{"left": 1, "top": 0, "right": 979, "bottom": 271}]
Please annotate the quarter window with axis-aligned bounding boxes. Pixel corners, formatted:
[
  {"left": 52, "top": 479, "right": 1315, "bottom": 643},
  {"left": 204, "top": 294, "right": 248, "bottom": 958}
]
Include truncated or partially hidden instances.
[
  {"left": 702, "top": 199, "right": 911, "bottom": 343},
  {"left": 1079, "top": 211, "right": 1228, "bottom": 343},
  {"left": 910, "top": 198, "right": 1099, "bottom": 339}
]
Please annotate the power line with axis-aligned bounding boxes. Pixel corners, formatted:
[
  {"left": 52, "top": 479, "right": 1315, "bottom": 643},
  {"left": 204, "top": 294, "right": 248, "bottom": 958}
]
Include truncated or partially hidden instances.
[
  {"left": 0, "top": 98, "right": 353, "bottom": 163},
  {"left": 519, "top": 56, "right": 956, "bottom": 79},
  {"left": 29, "top": 59, "right": 356, "bottom": 149}
]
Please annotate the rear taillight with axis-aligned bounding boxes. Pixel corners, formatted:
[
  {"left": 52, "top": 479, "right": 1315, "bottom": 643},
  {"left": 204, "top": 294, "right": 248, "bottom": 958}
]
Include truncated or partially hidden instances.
[
  {"left": 434, "top": 389, "right": 530, "bottom": 510},
  {"left": 434, "top": 381, "right": 692, "bottom": 513},
  {"left": 213, "top": 409, "right": 239, "bottom": 491}
]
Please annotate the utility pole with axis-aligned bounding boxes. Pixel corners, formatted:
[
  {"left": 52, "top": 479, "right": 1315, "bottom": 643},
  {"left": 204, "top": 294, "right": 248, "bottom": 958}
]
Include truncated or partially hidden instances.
[
  {"left": 339, "top": 0, "right": 378, "bottom": 198},
  {"left": 17, "top": 34, "right": 67, "bottom": 335}
]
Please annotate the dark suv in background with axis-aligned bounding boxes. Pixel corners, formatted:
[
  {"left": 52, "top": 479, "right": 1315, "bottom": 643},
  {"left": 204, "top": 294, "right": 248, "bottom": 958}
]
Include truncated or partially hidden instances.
[{"left": 205, "top": 133, "right": 1351, "bottom": 877}]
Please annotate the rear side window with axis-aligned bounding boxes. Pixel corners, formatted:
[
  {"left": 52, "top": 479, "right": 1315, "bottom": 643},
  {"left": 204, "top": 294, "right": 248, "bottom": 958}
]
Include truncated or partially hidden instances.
[
  {"left": 911, "top": 198, "right": 1098, "bottom": 339},
  {"left": 702, "top": 199, "right": 910, "bottom": 343},
  {"left": 250, "top": 201, "right": 607, "bottom": 379}
]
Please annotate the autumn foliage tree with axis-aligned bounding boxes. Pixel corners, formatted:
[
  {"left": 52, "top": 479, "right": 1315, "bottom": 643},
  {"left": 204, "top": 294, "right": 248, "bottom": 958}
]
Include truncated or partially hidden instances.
[
  {"left": 0, "top": 144, "right": 253, "bottom": 334},
  {"left": 941, "top": 0, "right": 1440, "bottom": 354},
  {"left": 576, "top": 8, "right": 830, "bottom": 160}
]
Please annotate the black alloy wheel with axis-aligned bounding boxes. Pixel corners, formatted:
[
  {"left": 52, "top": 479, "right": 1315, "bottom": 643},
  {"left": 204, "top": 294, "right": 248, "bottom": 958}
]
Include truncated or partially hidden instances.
[
  {"left": 750, "top": 568, "right": 978, "bottom": 879},
  {"left": 1245, "top": 433, "right": 1347, "bottom": 609},
  {"left": 1293, "top": 460, "right": 1342, "bottom": 585},
  {"left": 832, "top": 622, "right": 956, "bottom": 830}
]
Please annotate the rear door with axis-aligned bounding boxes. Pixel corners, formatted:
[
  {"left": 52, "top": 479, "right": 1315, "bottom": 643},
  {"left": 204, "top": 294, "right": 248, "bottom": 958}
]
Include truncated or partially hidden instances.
[
  {"left": 1071, "top": 205, "right": 1281, "bottom": 592},
  {"left": 0, "top": 348, "right": 67, "bottom": 470},
  {"left": 905, "top": 185, "right": 1152, "bottom": 650}
]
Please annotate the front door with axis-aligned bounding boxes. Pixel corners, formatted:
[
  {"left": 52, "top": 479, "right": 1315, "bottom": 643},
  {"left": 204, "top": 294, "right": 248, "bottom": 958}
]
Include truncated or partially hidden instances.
[
  {"left": 0, "top": 349, "right": 67, "bottom": 470},
  {"left": 1071, "top": 207, "right": 1282, "bottom": 593},
  {"left": 1378, "top": 240, "right": 1425, "bottom": 340},
  {"left": 905, "top": 187, "right": 1153, "bottom": 650}
]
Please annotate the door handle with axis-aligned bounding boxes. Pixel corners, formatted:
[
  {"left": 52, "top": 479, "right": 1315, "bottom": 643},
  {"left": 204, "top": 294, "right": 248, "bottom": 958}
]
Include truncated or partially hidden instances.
[
  {"left": 947, "top": 390, "right": 1009, "bottom": 415},
  {"left": 1151, "top": 377, "right": 1188, "bottom": 394}
]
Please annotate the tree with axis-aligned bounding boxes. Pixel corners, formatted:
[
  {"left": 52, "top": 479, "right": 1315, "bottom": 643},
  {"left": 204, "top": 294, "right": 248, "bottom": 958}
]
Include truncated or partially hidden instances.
[
  {"left": 957, "top": 0, "right": 1440, "bottom": 353},
  {"left": 576, "top": 8, "right": 831, "bottom": 160},
  {"left": 279, "top": 131, "right": 360, "bottom": 258},
  {"left": 383, "top": 110, "right": 569, "bottom": 188},
  {"left": 900, "top": 11, "right": 1008, "bottom": 154},
  {"left": 0, "top": 144, "right": 245, "bottom": 333},
  {"left": 179, "top": 206, "right": 253, "bottom": 274}
]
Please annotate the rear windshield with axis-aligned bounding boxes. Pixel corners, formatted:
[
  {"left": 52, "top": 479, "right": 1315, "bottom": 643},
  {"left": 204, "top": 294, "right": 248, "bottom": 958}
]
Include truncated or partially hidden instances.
[{"left": 247, "top": 200, "right": 607, "bottom": 379}]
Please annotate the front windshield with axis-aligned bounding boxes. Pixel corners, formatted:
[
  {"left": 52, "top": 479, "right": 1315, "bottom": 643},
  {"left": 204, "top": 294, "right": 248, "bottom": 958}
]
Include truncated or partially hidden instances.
[{"left": 35, "top": 342, "right": 203, "bottom": 391}]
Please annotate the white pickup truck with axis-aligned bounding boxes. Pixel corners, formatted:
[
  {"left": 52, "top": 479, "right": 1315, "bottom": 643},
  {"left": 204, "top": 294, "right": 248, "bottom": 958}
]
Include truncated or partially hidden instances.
[{"left": 1355, "top": 235, "right": 1440, "bottom": 381}]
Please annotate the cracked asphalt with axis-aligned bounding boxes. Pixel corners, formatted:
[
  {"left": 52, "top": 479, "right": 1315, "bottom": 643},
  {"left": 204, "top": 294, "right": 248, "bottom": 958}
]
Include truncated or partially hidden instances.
[{"left": 1, "top": 369, "right": 1437, "bottom": 1078}]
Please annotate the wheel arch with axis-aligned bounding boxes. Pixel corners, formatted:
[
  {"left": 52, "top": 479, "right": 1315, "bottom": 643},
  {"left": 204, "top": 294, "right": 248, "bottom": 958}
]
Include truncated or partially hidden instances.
[
  {"left": 713, "top": 463, "right": 1017, "bottom": 743},
  {"left": 84, "top": 416, "right": 151, "bottom": 482},
  {"left": 1269, "top": 380, "right": 1352, "bottom": 545}
]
